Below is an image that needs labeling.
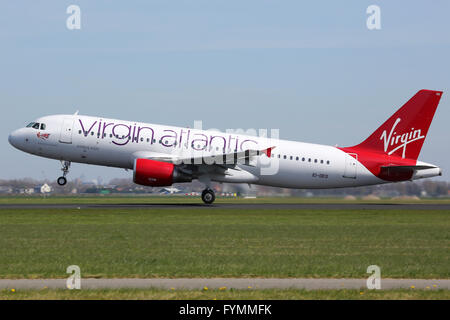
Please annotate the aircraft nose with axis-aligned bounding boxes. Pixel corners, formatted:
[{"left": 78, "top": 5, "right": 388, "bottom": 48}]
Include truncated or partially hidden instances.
[
  {"left": 8, "top": 129, "right": 22, "bottom": 149},
  {"left": 8, "top": 132, "right": 15, "bottom": 146}
]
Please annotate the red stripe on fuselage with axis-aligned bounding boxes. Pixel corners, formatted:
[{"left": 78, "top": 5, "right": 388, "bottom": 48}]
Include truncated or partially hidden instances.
[{"left": 338, "top": 147, "right": 416, "bottom": 182}]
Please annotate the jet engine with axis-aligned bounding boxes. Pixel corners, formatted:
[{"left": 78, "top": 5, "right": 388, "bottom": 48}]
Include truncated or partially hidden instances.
[{"left": 133, "top": 158, "right": 191, "bottom": 187}]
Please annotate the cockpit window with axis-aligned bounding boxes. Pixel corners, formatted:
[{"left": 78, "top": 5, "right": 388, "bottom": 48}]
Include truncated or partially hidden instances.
[{"left": 26, "top": 122, "right": 44, "bottom": 130}]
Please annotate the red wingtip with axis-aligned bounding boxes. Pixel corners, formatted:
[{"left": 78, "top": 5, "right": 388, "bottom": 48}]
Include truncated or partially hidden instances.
[{"left": 263, "top": 146, "right": 276, "bottom": 158}]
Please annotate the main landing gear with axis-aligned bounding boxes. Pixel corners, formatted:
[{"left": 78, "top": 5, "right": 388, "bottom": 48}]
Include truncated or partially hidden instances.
[
  {"left": 201, "top": 188, "right": 215, "bottom": 205},
  {"left": 57, "top": 160, "right": 71, "bottom": 186}
]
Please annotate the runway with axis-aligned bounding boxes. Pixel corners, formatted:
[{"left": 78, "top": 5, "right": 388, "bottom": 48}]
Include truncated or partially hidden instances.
[
  {"left": 0, "top": 278, "right": 448, "bottom": 290},
  {"left": 0, "top": 203, "right": 449, "bottom": 210}
]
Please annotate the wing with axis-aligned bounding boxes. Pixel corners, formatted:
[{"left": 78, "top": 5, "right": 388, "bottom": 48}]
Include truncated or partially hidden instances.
[
  {"left": 173, "top": 146, "right": 275, "bottom": 167},
  {"left": 133, "top": 147, "right": 275, "bottom": 167},
  {"left": 131, "top": 146, "right": 275, "bottom": 183}
]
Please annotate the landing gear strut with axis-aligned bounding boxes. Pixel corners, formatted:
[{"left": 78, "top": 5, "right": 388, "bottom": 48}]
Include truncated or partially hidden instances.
[
  {"left": 201, "top": 188, "right": 215, "bottom": 204},
  {"left": 57, "top": 161, "right": 71, "bottom": 186}
]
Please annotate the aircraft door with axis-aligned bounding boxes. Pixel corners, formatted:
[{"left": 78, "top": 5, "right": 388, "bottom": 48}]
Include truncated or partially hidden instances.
[
  {"left": 59, "top": 117, "right": 74, "bottom": 144},
  {"left": 343, "top": 153, "right": 357, "bottom": 179}
]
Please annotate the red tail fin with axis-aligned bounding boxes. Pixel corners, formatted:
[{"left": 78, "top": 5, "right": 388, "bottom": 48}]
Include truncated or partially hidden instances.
[{"left": 350, "top": 89, "right": 442, "bottom": 160}]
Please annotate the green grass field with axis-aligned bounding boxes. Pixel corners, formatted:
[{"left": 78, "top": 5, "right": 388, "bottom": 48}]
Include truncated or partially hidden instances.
[
  {"left": 1, "top": 288, "right": 448, "bottom": 300},
  {"left": 0, "top": 197, "right": 448, "bottom": 279},
  {"left": 0, "top": 195, "right": 449, "bottom": 205}
]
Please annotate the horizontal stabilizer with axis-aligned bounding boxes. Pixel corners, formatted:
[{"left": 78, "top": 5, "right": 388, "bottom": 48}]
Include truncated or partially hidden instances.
[
  {"left": 379, "top": 164, "right": 439, "bottom": 181},
  {"left": 380, "top": 165, "right": 436, "bottom": 171}
]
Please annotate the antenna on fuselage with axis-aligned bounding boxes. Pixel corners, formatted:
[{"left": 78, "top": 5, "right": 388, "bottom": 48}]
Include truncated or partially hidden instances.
[{"left": 74, "top": 110, "right": 79, "bottom": 115}]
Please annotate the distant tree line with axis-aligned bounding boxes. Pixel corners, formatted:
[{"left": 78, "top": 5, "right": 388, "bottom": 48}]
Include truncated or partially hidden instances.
[{"left": 0, "top": 177, "right": 448, "bottom": 197}]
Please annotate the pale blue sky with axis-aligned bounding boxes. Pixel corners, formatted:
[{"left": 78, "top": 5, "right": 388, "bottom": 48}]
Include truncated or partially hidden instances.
[{"left": 1, "top": 1, "right": 449, "bottom": 182}]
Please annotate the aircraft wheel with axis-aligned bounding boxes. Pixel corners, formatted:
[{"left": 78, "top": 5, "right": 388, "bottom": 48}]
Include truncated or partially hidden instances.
[
  {"left": 57, "top": 176, "right": 67, "bottom": 186},
  {"left": 201, "top": 188, "right": 215, "bottom": 204}
]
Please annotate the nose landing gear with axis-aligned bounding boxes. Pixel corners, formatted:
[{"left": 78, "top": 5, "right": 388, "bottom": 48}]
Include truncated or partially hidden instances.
[
  {"left": 201, "top": 188, "right": 215, "bottom": 204},
  {"left": 57, "top": 176, "right": 67, "bottom": 186},
  {"left": 57, "top": 161, "right": 71, "bottom": 186}
]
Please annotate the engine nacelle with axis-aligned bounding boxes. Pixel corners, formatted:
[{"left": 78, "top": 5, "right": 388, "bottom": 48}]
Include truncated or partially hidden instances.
[{"left": 133, "top": 158, "right": 191, "bottom": 187}]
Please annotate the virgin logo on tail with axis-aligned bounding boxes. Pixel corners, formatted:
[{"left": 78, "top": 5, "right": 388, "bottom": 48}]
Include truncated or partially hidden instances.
[{"left": 380, "top": 118, "right": 425, "bottom": 158}]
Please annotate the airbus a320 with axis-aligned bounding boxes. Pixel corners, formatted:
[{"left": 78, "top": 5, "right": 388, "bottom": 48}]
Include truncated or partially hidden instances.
[{"left": 8, "top": 89, "right": 443, "bottom": 204}]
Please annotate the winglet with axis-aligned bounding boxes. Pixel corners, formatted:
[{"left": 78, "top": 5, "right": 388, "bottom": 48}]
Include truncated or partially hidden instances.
[{"left": 262, "top": 146, "right": 276, "bottom": 158}]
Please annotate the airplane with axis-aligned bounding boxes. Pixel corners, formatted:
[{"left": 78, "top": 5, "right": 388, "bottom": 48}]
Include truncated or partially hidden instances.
[{"left": 8, "top": 89, "right": 443, "bottom": 204}]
